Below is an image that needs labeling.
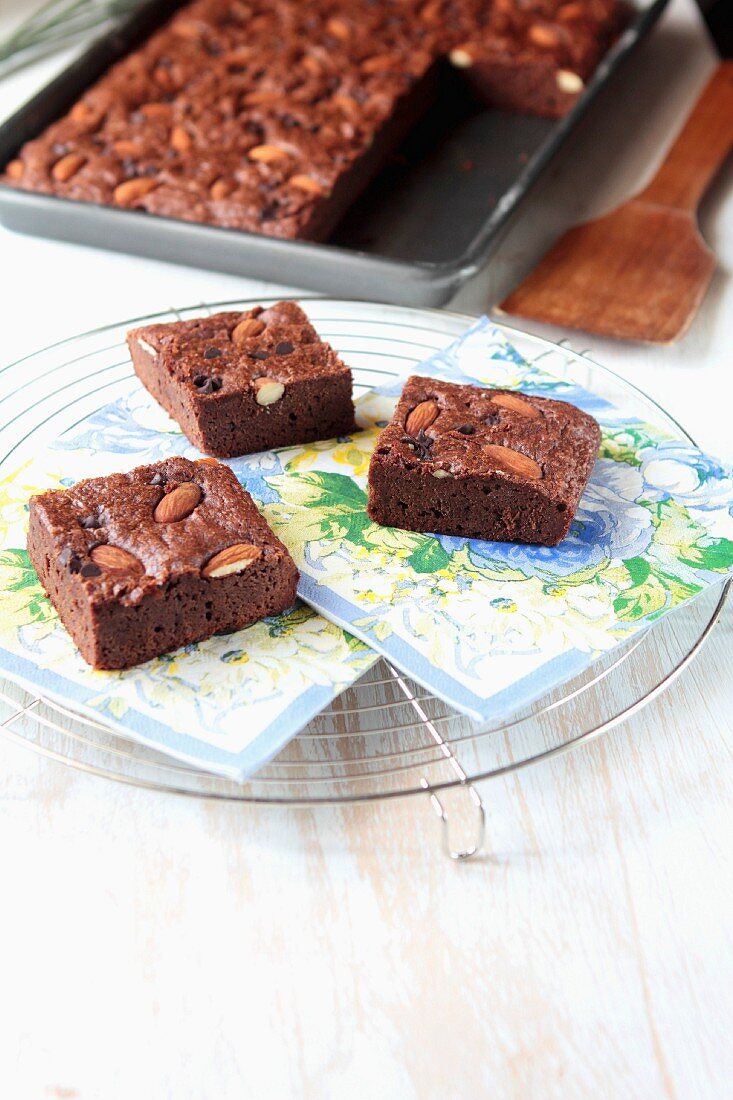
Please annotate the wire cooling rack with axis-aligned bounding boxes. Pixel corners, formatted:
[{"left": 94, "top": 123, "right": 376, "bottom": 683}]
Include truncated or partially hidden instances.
[{"left": 0, "top": 299, "right": 728, "bottom": 857}]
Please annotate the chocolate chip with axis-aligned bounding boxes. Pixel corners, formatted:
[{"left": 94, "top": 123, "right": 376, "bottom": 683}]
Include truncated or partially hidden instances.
[
  {"left": 250, "top": 349, "right": 270, "bottom": 360},
  {"left": 195, "top": 376, "right": 222, "bottom": 395},
  {"left": 275, "top": 341, "right": 294, "bottom": 356},
  {"left": 203, "top": 347, "right": 222, "bottom": 359},
  {"left": 401, "top": 429, "right": 434, "bottom": 460},
  {"left": 206, "top": 41, "right": 223, "bottom": 56},
  {"left": 456, "top": 424, "right": 475, "bottom": 434},
  {"left": 67, "top": 554, "right": 83, "bottom": 574},
  {"left": 259, "top": 201, "right": 280, "bottom": 222},
  {"left": 80, "top": 563, "right": 102, "bottom": 578},
  {"left": 150, "top": 472, "right": 166, "bottom": 486}
]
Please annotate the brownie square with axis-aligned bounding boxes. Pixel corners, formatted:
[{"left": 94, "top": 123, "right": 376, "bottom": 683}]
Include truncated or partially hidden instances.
[
  {"left": 127, "top": 301, "right": 355, "bottom": 458},
  {"left": 367, "top": 375, "right": 601, "bottom": 545},
  {"left": 27, "top": 456, "right": 299, "bottom": 669}
]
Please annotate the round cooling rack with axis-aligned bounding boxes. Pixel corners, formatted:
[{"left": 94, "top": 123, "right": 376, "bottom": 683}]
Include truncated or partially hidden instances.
[{"left": 0, "top": 299, "right": 729, "bottom": 855}]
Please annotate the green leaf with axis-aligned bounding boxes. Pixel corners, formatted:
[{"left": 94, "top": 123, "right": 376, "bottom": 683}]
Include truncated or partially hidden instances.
[
  {"left": 267, "top": 471, "right": 370, "bottom": 546},
  {"left": 679, "top": 537, "right": 733, "bottom": 573},
  {"left": 407, "top": 540, "right": 451, "bottom": 574},
  {"left": 613, "top": 571, "right": 670, "bottom": 621},
  {"left": 275, "top": 470, "right": 367, "bottom": 512},
  {"left": 0, "top": 547, "right": 55, "bottom": 626},
  {"left": 623, "top": 556, "right": 651, "bottom": 587}
]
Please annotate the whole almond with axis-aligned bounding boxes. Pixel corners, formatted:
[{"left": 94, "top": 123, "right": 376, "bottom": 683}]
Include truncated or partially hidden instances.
[
  {"left": 196, "top": 457, "right": 220, "bottom": 466},
  {"left": 491, "top": 393, "right": 541, "bottom": 419},
  {"left": 528, "top": 23, "right": 560, "bottom": 47},
  {"left": 420, "top": 0, "right": 443, "bottom": 22},
  {"left": 557, "top": 2, "right": 585, "bottom": 18},
  {"left": 361, "top": 55, "right": 395, "bottom": 74},
  {"left": 202, "top": 543, "right": 261, "bottom": 578},
  {"left": 248, "top": 144, "right": 288, "bottom": 164},
  {"left": 288, "top": 174, "right": 326, "bottom": 195},
  {"left": 405, "top": 399, "right": 439, "bottom": 435},
  {"left": 69, "top": 101, "right": 103, "bottom": 128},
  {"left": 243, "top": 90, "right": 281, "bottom": 106},
  {"left": 139, "top": 102, "right": 172, "bottom": 120},
  {"left": 112, "top": 140, "right": 140, "bottom": 158},
  {"left": 114, "top": 177, "right": 158, "bottom": 206},
  {"left": 301, "top": 55, "right": 322, "bottom": 77},
  {"left": 52, "top": 153, "right": 86, "bottom": 183},
  {"left": 556, "top": 69, "right": 584, "bottom": 94},
  {"left": 210, "top": 178, "right": 234, "bottom": 201},
  {"left": 232, "top": 316, "right": 266, "bottom": 343},
  {"left": 6, "top": 159, "right": 24, "bottom": 180},
  {"left": 326, "top": 16, "right": 351, "bottom": 40},
  {"left": 253, "top": 377, "right": 285, "bottom": 406},
  {"left": 448, "top": 47, "right": 474, "bottom": 69},
  {"left": 483, "top": 445, "right": 542, "bottom": 479},
  {"left": 90, "top": 544, "right": 144, "bottom": 576},
  {"left": 331, "top": 94, "right": 359, "bottom": 117},
  {"left": 170, "top": 125, "right": 192, "bottom": 153},
  {"left": 222, "top": 47, "right": 251, "bottom": 66},
  {"left": 172, "top": 19, "right": 203, "bottom": 38},
  {"left": 153, "top": 481, "right": 202, "bottom": 523}
]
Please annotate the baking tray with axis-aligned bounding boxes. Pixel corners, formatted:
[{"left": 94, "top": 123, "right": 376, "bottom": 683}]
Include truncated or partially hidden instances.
[{"left": 0, "top": 0, "right": 669, "bottom": 306}]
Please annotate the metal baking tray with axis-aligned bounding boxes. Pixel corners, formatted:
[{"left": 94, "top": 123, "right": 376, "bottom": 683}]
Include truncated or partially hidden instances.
[{"left": 0, "top": 0, "right": 669, "bottom": 306}]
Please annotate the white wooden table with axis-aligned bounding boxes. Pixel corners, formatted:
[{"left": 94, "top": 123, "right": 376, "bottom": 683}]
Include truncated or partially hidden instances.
[{"left": 1, "top": 2, "right": 731, "bottom": 1097}]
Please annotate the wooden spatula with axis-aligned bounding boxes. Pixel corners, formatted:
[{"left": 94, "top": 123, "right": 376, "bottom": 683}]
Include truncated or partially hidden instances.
[{"left": 498, "top": 62, "right": 733, "bottom": 344}]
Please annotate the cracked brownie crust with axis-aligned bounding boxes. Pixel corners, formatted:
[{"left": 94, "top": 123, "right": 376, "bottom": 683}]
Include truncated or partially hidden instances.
[
  {"left": 1, "top": 0, "right": 629, "bottom": 238},
  {"left": 27, "top": 456, "right": 299, "bottom": 668},
  {"left": 127, "top": 300, "right": 355, "bottom": 457},
  {"left": 367, "top": 374, "right": 601, "bottom": 545}
]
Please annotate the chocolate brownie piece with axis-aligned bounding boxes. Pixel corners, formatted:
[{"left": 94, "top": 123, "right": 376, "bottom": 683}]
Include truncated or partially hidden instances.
[
  {"left": 127, "top": 301, "right": 355, "bottom": 457},
  {"left": 449, "top": 0, "right": 628, "bottom": 119},
  {"left": 367, "top": 375, "right": 601, "bottom": 545},
  {"left": 1, "top": 0, "right": 630, "bottom": 234},
  {"left": 27, "top": 456, "right": 298, "bottom": 669}
]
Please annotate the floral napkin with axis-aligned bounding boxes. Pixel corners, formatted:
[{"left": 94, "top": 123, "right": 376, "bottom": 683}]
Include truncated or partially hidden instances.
[
  {"left": 255, "top": 318, "right": 733, "bottom": 723},
  {"left": 1, "top": 316, "right": 731, "bottom": 773},
  {"left": 0, "top": 427, "right": 377, "bottom": 780}
]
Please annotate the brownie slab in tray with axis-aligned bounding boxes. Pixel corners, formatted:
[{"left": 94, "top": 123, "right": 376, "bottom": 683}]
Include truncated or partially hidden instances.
[
  {"left": 367, "top": 375, "right": 601, "bottom": 545},
  {"left": 2, "top": 0, "right": 629, "bottom": 242},
  {"left": 128, "top": 301, "right": 355, "bottom": 457},
  {"left": 27, "top": 456, "right": 299, "bottom": 669}
]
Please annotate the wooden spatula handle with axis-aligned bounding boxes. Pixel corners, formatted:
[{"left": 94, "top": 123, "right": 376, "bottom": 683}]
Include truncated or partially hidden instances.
[{"left": 638, "top": 62, "right": 733, "bottom": 212}]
